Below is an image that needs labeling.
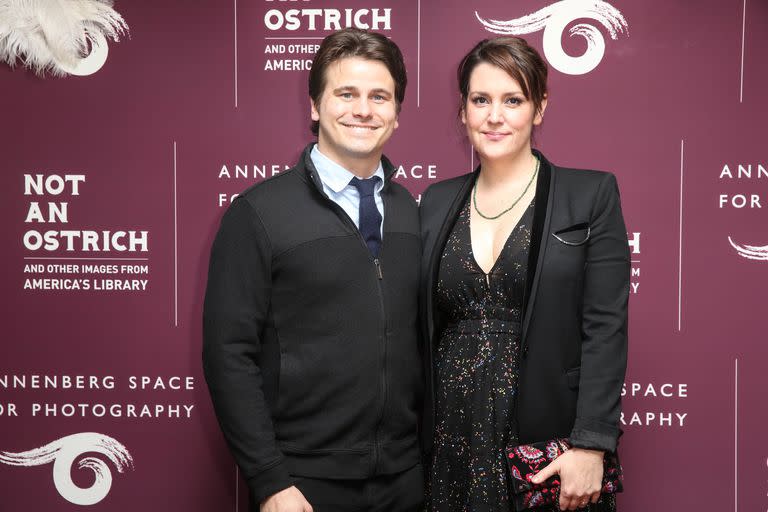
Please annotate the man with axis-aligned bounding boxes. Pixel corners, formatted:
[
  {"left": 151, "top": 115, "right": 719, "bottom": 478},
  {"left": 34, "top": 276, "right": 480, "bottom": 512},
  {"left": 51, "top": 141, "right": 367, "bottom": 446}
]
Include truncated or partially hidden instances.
[{"left": 203, "top": 29, "right": 423, "bottom": 512}]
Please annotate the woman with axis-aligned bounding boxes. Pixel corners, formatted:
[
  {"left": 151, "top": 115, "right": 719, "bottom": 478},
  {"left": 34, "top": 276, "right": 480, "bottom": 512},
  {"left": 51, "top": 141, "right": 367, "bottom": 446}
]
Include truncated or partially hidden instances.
[{"left": 420, "top": 37, "right": 629, "bottom": 511}]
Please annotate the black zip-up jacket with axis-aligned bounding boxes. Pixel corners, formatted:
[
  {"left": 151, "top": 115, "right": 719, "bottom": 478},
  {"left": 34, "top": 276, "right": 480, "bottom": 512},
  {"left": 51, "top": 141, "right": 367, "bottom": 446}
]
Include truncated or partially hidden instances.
[{"left": 203, "top": 144, "right": 422, "bottom": 505}]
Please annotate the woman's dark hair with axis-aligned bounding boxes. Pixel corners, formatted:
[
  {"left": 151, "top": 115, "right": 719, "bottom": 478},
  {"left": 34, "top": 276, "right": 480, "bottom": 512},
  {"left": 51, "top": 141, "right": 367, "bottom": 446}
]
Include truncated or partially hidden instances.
[
  {"left": 457, "top": 37, "right": 548, "bottom": 117},
  {"left": 309, "top": 28, "right": 407, "bottom": 136}
]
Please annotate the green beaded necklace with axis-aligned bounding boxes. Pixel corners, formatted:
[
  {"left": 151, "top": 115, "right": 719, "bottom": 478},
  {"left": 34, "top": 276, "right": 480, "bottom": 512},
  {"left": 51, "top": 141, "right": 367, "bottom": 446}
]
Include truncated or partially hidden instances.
[{"left": 472, "top": 155, "right": 540, "bottom": 220}]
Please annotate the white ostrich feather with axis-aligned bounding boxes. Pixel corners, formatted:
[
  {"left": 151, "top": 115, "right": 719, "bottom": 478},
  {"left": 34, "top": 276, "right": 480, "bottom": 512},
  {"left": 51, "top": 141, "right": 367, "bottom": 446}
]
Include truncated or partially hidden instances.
[{"left": 0, "top": 0, "right": 127, "bottom": 76}]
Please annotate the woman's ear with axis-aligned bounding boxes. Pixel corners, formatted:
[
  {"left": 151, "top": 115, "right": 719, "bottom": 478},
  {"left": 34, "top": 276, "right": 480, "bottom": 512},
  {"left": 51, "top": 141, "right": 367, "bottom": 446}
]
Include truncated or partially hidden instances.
[{"left": 534, "top": 94, "right": 548, "bottom": 126}]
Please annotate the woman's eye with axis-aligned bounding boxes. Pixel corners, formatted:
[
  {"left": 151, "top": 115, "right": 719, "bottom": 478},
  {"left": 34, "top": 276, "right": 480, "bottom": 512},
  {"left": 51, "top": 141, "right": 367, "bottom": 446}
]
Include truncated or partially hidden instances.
[
  {"left": 505, "top": 97, "right": 522, "bottom": 105},
  {"left": 471, "top": 97, "right": 488, "bottom": 105}
]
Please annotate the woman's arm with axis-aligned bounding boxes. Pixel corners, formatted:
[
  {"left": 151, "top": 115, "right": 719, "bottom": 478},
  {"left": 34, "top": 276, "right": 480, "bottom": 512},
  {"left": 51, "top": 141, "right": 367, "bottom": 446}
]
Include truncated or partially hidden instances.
[
  {"left": 532, "top": 172, "right": 630, "bottom": 510},
  {"left": 569, "top": 172, "right": 630, "bottom": 452}
]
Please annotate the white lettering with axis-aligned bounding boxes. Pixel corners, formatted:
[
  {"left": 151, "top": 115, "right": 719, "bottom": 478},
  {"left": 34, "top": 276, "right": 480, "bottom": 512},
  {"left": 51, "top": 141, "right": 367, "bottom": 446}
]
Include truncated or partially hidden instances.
[
  {"left": 394, "top": 164, "right": 438, "bottom": 180},
  {"left": 24, "top": 174, "right": 85, "bottom": 195},
  {"left": 622, "top": 382, "right": 688, "bottom": 398},
  {"left": 627, "top": 232, "right": 640, "bottom": 254},
  {"left": 23, "top": 230, "right": 149, "bottom": 252},
  {"left": 719, "top": 194, "right": 762, "bottom": 208},
  {"left": 218, "top": 193, "right": 239, "bottom": 207},
  {"left": 619, "top": 411, "right": 688, "bottom": 427},
  {"left": 264, "top": 8, "right": 392, "bottom": 31},
  {"left": 0, "top": 403, "right": 18, "bottom": 416}
]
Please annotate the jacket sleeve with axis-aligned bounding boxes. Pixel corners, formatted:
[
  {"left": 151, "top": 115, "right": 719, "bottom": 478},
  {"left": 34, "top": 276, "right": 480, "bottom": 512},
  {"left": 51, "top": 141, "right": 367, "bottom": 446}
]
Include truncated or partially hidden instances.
[
  {"left": 569, "top": 173, "right": 630, "bottom": 453},
  {"left": 202, "top": 197, "right": 292, "bottom": 503}
]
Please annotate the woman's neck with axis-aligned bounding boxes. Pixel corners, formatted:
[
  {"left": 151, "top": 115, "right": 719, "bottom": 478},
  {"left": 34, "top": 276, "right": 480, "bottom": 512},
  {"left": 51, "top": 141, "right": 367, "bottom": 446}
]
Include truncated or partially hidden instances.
[{"left": 477, "top": 147, "right": 538, "bottom": 188}]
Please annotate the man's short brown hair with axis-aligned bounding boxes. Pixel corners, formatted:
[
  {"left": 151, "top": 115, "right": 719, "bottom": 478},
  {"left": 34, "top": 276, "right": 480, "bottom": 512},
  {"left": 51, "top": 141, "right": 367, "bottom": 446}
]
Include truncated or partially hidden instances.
[{"left": 309, "top": 28, "right": 407, "bottom": 136}]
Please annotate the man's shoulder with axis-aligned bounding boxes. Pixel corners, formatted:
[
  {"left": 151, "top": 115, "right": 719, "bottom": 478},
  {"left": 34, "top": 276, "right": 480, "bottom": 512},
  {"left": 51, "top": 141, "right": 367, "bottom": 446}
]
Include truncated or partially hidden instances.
[
  {"left": 236, "top": 166, "right": 304, "bottom": 210},
  {"left": 385, "top": 179, "right": 418, "bottom": 209}
]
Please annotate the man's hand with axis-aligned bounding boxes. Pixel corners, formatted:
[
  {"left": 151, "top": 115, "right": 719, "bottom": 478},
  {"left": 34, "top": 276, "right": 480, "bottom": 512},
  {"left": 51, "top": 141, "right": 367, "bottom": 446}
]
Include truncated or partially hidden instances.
[
  {"left": 260, "top": 486, "right": 313, "bottom": 512},
  {"left": 530, "top": 447, "right": 604, "bottom": 510}
]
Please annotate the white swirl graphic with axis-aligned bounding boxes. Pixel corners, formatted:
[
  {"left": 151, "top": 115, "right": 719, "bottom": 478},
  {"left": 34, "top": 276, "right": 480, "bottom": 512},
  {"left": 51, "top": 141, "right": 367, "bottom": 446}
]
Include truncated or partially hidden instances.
[
  {"left": 728, "top": 236, "right": 768, "bottom": 261},
  {"left": 0, "top": 433, "right": 134, "bottom": 506},
  {"left": 475, "top": 0, "right": 629, "bottom": 75},
  {"left": 58, "top": 32, "right": 110, "bottom": 77}
]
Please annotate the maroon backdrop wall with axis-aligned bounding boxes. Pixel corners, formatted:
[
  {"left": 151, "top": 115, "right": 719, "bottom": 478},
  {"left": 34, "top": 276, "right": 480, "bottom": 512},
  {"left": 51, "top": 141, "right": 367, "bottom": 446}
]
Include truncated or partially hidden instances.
[{"left": 2, "top": 1, "right": 766, "bottom": 510}]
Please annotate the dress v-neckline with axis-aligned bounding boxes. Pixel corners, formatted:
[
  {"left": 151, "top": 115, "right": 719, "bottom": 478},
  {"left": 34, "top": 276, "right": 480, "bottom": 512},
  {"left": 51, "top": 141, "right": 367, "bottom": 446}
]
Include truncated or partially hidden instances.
[{"left": 469, "top": 198, "right": 533, "bottom": 277}]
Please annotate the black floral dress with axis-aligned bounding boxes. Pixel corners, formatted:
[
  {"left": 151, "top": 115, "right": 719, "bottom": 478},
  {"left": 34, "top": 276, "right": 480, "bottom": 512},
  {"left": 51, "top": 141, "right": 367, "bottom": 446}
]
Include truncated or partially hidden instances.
[{"left": 427, "top": 198, "right": 615, "bottom": 512}]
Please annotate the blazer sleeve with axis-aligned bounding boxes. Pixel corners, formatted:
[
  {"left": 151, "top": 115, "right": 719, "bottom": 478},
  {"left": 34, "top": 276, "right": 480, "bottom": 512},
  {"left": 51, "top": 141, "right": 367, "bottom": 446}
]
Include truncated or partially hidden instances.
[
  {"left": 569, "top": 173, "right": 630, "bottom": 453},
  {"left": 202, "top": 198, "right": 292, "bottom": 503}
]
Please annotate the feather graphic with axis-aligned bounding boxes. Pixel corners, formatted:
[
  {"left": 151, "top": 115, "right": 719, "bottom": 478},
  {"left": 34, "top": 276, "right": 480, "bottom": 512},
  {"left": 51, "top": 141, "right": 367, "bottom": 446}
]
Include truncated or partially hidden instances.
[
  {"left": 0, "top": 0, "right": 128, "bottom": 76},
  {"left": 475, "top": 0, "right": 628, "bottom": 75},
  {"left": 728, "top": 236, "right": 768, "bottom": 261},
  {"left": 0, "top": 433, "right": 134, "bottom": 505}
]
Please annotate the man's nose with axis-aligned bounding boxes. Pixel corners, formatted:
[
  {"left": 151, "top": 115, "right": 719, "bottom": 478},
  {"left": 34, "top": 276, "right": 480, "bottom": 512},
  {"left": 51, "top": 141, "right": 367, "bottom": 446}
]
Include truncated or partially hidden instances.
[{"left": 353, "top": 98, "right": 372, "bottom": 117}]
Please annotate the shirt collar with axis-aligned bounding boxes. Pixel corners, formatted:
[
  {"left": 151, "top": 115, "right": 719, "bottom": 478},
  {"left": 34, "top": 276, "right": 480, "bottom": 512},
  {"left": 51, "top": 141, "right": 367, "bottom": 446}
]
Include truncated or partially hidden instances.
[{"left": 310, "top": 144, "right": 385, "bottom": 194}]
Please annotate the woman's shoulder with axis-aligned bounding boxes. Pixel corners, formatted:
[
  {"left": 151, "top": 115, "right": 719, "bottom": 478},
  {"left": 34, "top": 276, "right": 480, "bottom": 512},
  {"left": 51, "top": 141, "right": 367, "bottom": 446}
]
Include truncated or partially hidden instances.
[
  {"left": 552, "top": 164, "right": 615, "bottom": 184},
  {"left": 550, "top": 162, "right": 620, "bottom": 199}
]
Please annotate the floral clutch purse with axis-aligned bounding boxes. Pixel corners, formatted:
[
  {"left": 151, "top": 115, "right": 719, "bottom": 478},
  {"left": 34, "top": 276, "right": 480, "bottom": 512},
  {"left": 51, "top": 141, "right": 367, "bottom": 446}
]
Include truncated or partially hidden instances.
[{"left": 506, "top": 438, "right": 623, "bottom": 510}]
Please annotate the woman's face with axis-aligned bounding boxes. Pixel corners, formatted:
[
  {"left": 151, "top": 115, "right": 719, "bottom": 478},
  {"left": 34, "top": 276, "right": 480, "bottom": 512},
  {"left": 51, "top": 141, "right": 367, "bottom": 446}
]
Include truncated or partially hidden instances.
[{"left": 462, "top": 62, "right": 545, "bottom": 164}]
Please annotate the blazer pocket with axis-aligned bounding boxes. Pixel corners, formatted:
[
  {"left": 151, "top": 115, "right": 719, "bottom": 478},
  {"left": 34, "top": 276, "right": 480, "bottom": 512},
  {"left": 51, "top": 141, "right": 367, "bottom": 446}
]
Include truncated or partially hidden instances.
[
  {"left": 552, "top": 222, "right": 590, "bottom": 246},
  {"left": 565, "top": 367, "right": 581, "bottom": 390}
]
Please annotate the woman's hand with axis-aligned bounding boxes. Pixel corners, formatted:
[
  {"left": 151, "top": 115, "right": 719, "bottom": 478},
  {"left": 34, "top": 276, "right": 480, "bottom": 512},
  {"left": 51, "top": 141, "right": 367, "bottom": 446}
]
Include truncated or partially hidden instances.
[{"left": 530, "top": 447, "right": 604, "bottom": 510}]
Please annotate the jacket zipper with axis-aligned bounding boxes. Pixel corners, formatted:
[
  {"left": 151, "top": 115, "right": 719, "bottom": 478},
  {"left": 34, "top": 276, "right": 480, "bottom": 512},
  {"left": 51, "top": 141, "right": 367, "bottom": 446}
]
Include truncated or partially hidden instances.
[
  {"left": 371, "top": 254, "right": 387, "bottom": 473},
  {"left": 312, "top": 180, "right": 388, "bottom": 474}
]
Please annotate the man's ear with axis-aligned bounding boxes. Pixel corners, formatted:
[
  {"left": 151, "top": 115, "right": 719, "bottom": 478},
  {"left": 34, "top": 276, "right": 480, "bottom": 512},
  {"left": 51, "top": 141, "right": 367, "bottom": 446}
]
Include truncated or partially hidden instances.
[{"left": 311, "top": 98, "right": 320, "bottom": 121}]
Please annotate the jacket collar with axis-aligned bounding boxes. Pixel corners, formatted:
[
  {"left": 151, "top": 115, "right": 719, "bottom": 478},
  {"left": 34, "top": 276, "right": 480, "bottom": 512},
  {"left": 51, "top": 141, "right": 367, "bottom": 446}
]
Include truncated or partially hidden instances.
[
  {"left": 521, "top": 149, "right": 555, "bottom": 343},
  {"left": 300, "top": 143, "right": 397, "bottom": 193}
]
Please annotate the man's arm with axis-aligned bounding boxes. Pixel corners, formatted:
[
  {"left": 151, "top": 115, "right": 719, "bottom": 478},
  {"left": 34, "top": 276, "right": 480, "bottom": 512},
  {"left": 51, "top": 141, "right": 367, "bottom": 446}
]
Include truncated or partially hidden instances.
[{"left": 202, "top": 197, "right": 292, "bottom": 503}]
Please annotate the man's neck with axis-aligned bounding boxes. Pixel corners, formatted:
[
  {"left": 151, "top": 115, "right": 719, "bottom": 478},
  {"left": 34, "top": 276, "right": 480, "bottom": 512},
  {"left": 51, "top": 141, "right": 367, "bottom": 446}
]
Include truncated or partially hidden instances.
[{"left": 315, "top": 142, "right": 381, "bottom": 178}]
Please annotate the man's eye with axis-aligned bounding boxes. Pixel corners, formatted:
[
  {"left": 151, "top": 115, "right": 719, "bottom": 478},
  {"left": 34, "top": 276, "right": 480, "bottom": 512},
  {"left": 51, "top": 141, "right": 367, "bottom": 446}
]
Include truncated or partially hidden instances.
[
  {"left": 340, "top": 92, "right": 353, "bottom": 99},
  {"left": 373, "top": 95, "right": 385, "bottom": 102}
]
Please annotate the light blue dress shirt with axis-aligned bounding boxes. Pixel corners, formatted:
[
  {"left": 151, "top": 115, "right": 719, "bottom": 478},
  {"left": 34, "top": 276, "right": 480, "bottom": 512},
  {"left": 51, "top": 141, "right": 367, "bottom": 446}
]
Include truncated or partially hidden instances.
[{"left": 310, "top": 144, "right": 385, "bottom": 237}]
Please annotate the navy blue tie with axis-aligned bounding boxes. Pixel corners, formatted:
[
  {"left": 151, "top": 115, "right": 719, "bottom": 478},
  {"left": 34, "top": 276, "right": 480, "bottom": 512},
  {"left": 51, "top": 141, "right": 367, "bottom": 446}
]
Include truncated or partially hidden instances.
[{"left": 350, "top": 176, "right": 382, "bottom": 257}]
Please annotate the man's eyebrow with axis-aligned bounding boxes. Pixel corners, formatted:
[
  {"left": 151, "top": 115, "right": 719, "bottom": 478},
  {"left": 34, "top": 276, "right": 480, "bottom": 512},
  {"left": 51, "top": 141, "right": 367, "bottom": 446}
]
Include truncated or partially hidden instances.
[
  {"left": 332, "top": 86, "right": 357, "bottom": 94},
  {"left": 331, "top": 86, "right": 393, "bottom": 95}
]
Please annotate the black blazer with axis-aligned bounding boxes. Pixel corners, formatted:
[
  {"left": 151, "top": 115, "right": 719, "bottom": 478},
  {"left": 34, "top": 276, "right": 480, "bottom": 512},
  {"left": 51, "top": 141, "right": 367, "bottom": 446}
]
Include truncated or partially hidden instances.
[{"left": 419, "top": 151, "right": 630, "bottom": 454}]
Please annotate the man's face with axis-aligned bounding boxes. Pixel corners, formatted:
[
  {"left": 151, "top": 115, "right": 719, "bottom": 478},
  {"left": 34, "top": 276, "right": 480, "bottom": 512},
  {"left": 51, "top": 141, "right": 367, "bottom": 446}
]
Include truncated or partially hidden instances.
[{"left": 311, "top": 57, "right": 399, "bottom": 174}]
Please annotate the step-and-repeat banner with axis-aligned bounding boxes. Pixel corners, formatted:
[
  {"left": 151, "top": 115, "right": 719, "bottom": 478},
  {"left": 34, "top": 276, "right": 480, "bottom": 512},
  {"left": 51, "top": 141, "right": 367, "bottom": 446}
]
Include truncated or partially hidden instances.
[{"left": 1, "top": 1, "right": 766, "bottom": 510}]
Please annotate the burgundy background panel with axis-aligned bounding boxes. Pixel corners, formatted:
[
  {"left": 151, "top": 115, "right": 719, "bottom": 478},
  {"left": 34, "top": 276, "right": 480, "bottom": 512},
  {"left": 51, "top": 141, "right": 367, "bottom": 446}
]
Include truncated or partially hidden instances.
[{"left": 1, "top": 0, "right": 765, "bottom": 510}]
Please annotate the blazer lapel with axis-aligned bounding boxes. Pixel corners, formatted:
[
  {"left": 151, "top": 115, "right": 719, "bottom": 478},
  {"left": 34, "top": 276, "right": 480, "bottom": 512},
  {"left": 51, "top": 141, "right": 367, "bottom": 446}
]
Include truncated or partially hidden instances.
[
  {"left": 425, "top": 170, "right": 477, "bottom": 344},
  {"left": 521, "top": 152, "right": 555, "bottom": 344}
]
